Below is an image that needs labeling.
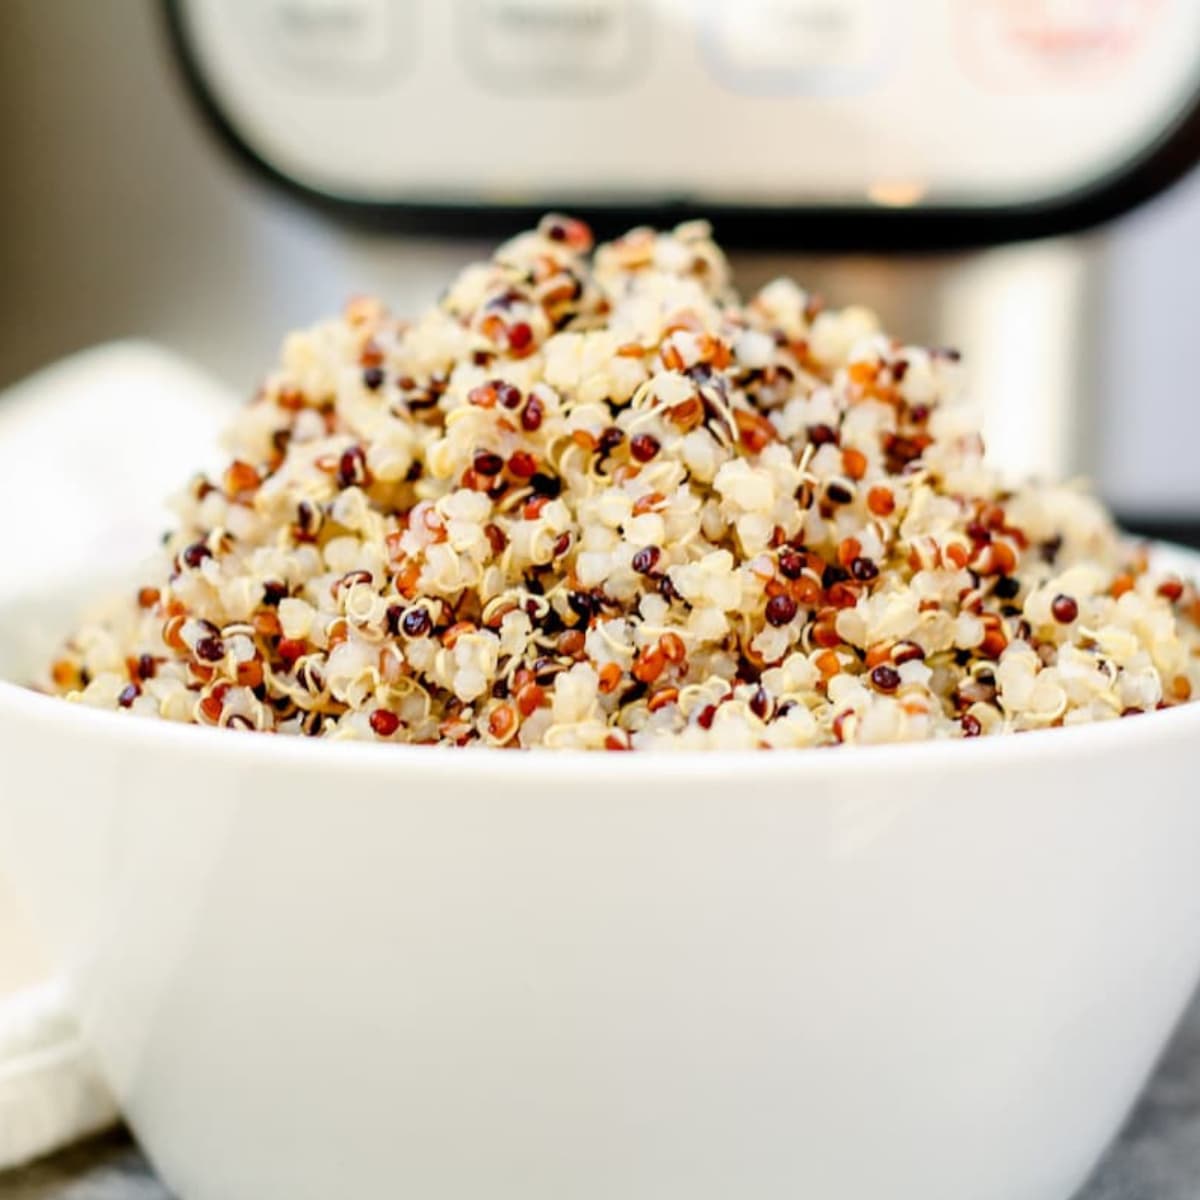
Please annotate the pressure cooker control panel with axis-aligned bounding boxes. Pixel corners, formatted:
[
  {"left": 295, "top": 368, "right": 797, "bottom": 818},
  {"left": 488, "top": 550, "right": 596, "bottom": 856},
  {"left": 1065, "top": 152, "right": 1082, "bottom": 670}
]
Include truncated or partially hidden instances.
[{"left": 167, "top": 0, "right": 1200, "bottom": 238}]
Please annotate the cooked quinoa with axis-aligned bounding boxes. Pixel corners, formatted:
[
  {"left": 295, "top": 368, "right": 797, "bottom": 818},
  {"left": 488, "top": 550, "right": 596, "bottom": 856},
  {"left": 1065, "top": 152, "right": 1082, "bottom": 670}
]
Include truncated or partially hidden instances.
[{"left": 46, "top": 216, "right": 1200, "bottom": 748}]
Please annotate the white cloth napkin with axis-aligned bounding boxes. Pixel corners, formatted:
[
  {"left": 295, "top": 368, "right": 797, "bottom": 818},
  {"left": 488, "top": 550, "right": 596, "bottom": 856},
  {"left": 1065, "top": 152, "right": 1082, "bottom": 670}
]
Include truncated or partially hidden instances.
[
  {"left": 0, "top": 342, "right": 234, "bottom": 1169},
  {"left": 0, "top": 340, "right": 234, "bottom": 607},
  {"left": 0, "top": 982, "right": 120, "bottom": 1169}
]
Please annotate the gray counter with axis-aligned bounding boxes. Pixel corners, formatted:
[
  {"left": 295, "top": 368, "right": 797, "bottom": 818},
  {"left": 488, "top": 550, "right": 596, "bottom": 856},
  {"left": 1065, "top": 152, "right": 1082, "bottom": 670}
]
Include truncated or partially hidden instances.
[{"left": 5, "top": 993, "right": 1200, "bottom": 1200}]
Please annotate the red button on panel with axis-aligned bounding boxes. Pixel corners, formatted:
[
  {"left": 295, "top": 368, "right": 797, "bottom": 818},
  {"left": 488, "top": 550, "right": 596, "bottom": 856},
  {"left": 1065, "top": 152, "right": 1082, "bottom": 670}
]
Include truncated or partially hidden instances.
[{"left": 959, "top": 0, "right": 1160, "bottom": 90}]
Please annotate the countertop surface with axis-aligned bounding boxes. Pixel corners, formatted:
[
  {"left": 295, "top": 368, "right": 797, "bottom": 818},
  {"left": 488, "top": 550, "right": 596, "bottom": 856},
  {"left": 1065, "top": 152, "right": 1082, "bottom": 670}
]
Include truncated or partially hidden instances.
[{"left": 5, "top": 990, "right": 1200, "bottom": 1200}]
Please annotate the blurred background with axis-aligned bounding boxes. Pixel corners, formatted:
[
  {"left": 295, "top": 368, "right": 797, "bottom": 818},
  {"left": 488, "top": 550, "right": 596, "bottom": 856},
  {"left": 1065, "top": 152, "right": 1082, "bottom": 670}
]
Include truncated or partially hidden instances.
[{"left": 1, "top": 1, "right": 1199, "bottom": 532}]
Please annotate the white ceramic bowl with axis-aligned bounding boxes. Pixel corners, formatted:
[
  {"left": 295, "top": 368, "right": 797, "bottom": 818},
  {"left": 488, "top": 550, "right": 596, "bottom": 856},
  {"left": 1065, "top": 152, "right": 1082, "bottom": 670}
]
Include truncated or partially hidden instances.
[{"left": 2, "top": 548, "right": 1200, "bottom": 1200}]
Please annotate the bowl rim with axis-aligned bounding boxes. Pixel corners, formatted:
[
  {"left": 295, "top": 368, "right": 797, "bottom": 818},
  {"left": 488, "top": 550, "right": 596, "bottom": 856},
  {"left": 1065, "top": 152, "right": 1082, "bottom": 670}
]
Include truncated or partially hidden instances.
[
  {"left": 0, "top": 672, "right": 1198, "bottom": 785},
  {"left": 1, "top": 539, "right": 1198, "bottom": 785}
]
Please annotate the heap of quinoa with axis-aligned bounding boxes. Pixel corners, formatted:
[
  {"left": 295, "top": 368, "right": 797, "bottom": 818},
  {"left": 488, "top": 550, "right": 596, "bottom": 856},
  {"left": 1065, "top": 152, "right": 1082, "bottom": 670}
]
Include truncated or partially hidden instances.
[{"left": 47, "top": 217, "right": 1200, "bottom": 749}]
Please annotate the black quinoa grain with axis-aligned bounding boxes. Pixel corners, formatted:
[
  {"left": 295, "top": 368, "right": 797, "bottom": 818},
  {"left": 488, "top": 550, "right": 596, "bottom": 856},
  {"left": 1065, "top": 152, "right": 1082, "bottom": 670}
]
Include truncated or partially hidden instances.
[
  {"left": 632, "top": 545, "right": 661, "bottom": 575},
  {"left": 765, "top": 594, "right": 798, "bottom": 626},
  {"left": 495, "top": 381, "right": 522, "bottom": 409},
  {"left": 337, "top": 445, "right": 369, "bottom": 488},
  {"left": 568, "top": 591, "right": 598, "bottom": 621},
  {"left": 385, "top": 604, "right": 404, "bottom": 636},
  {"left": 401, "top": 608, "right": 432, "bottom": 638},
  {"left": 658, "top": 574, "right": 682, "bottom": 603},
  {"left": 598, "top": 426, "right": 624, "bottom": 456},
  {"left": 521, "top": 394, "right": 544, "bottom": 431},
  {"left": 194, "top": 636, "right": 225, "bottom": 663},
  {"left": 262, "top": 580, "right": 288, "bottom": 606},
  {"left": 870, "top": 665, "right": 902, "bottom": 692},
  {"left": 472, "top": 450, "right": 504, "bottom": 477},
  {"left": 529, "top": 472, "right": 561, "bottom": 497},
  {"left": 630, "top": 433, "right": 660, "bottom": 462},
  {"left": 778, "top": 549, "right": 805, "bottom": 579},
  {"left": 181, "top": 542, "right": 211, "bottom": 569},
  {"left": 1040, "top": 535, "right": 1064, "bottom": 565}
]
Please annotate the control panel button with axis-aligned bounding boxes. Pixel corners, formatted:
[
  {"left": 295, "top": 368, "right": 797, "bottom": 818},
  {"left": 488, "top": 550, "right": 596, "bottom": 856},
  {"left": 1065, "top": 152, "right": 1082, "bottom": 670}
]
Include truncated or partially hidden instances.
[
  {"left": 249, "top": 0, "right": 411, "bottom": 85},
  {"left": 700, "top": 0, "right": 889, "bottom": 93},
  {"left": 960, "top": 0, "right": 1159, "bottom": 88},
  {"left": 460, "top": 0, "right": 646, "bottom": 94}
]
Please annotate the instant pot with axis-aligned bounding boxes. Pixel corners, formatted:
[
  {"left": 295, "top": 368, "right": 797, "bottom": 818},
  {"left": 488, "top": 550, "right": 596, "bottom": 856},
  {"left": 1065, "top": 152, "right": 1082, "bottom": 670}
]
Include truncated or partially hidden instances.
[{"left": 1, "top": 0, "right": 1199, "bottom": 520}]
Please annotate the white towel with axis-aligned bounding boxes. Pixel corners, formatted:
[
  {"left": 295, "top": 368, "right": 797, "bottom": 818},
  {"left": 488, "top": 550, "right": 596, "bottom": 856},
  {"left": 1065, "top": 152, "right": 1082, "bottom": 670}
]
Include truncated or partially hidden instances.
[
  {"left": 0, "top": 340, "right": 234, "bottom": 607},
  {"left": 0, "top": 342, "right": 235, "bottom": 1169},
  {"left": 0, "top": 983, "right": 119, "bottom": 1169}
]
